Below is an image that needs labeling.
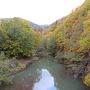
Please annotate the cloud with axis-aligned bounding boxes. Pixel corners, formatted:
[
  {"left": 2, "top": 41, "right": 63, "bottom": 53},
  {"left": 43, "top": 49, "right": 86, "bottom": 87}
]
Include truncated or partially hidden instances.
[{"left": 0, "top": 0, "right": 85, "bottom": 24}]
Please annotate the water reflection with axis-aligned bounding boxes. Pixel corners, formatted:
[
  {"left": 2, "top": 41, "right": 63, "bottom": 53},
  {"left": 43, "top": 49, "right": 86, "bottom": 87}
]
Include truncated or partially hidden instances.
[{"left": 33, "top": 69, "right": 58, "bottom": 90}]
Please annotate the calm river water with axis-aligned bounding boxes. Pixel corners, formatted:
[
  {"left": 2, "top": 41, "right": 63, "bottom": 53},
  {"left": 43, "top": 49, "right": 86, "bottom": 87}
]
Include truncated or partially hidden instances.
[{"left": 0, "top": 57, "right": 89, "bottom": 90}]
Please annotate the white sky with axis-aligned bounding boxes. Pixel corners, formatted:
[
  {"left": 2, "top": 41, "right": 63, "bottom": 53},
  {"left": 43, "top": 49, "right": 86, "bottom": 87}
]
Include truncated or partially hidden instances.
[{"left": 0, "top": 0, "right": 85, "bottom": 25}]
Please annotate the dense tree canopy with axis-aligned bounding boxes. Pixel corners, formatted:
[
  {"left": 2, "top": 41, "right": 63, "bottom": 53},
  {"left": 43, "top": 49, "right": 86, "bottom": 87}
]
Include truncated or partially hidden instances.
[{"left": 0, "top": 18, "right": 42, "bottom": 57}]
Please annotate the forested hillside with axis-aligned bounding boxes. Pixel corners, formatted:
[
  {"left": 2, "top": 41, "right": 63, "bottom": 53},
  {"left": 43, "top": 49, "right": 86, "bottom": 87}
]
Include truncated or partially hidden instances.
[
  {"left": 0, "top": 18, "right": 42, "bottom": 57},
  {"left": 46, "top": 0, "right": 90, "bottom": 86}
]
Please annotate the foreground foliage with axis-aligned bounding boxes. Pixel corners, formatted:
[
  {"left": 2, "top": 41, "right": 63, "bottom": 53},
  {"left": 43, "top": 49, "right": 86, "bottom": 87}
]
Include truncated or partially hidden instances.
[
  {"left": 84, "top": 73, "right": 90, "bottom": 86},
  {"left": 0, "top": 52, "right": 12, "bottom": 85}
]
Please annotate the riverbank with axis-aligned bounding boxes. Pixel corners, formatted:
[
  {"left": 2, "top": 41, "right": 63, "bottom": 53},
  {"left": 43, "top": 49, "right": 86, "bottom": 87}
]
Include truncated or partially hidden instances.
[
  {"left": 9, "top": 57, "right": 40, "bottom": 75},
  {"left": 54, "top": 56, "right": 90, "bottom": 87},
  {"left": 0, "top": 47, "right": 49, "bottom": 86},
  {"left": 0, "top": 56, "right": 41, "bottom": 86}
]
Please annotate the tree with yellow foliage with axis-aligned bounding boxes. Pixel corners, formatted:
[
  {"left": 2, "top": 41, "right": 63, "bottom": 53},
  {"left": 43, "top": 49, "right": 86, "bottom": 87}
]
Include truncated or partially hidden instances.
[{"left": 84, "top": 73, "right": 90, "bottom": 86}]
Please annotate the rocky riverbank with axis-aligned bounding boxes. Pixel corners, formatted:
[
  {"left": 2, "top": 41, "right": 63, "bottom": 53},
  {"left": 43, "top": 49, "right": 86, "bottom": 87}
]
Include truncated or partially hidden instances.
[{"left": 54, "top": 55, "right": 90, "bottom": 87}]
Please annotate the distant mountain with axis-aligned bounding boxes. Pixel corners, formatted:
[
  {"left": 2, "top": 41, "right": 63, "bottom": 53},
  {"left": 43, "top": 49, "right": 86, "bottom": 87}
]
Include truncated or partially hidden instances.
[
  {"left": 0, "top": 17, "right": 49, "bottom": 32},
  {"left": 45, "top": 17, "right": 66, "bottom": 32},
  {"left": 30, "top": 22, "right": 49, "bottom": 31}
]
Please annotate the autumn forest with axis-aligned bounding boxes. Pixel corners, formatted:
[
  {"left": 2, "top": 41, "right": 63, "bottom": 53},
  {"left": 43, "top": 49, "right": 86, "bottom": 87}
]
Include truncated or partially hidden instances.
[{"left": 0, "top": 0, "right": 90, "bottom": 90}]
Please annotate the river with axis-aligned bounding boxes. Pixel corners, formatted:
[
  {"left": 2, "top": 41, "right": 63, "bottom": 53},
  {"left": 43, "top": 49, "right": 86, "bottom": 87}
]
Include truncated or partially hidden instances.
[{"left": 0, "top": 57, "right": 89, "bottom": 90}]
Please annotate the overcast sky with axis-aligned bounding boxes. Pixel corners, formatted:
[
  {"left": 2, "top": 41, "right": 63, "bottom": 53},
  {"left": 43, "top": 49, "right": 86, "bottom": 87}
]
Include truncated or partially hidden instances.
[{"left": 0, "top": 0, "right": 85, "bottom": 25}]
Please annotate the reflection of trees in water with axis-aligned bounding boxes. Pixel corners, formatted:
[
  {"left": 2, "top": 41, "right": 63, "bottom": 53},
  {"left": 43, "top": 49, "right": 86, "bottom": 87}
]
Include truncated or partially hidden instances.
[{"left": 33, "top": 69, "right": 57, "bottom": 90}]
